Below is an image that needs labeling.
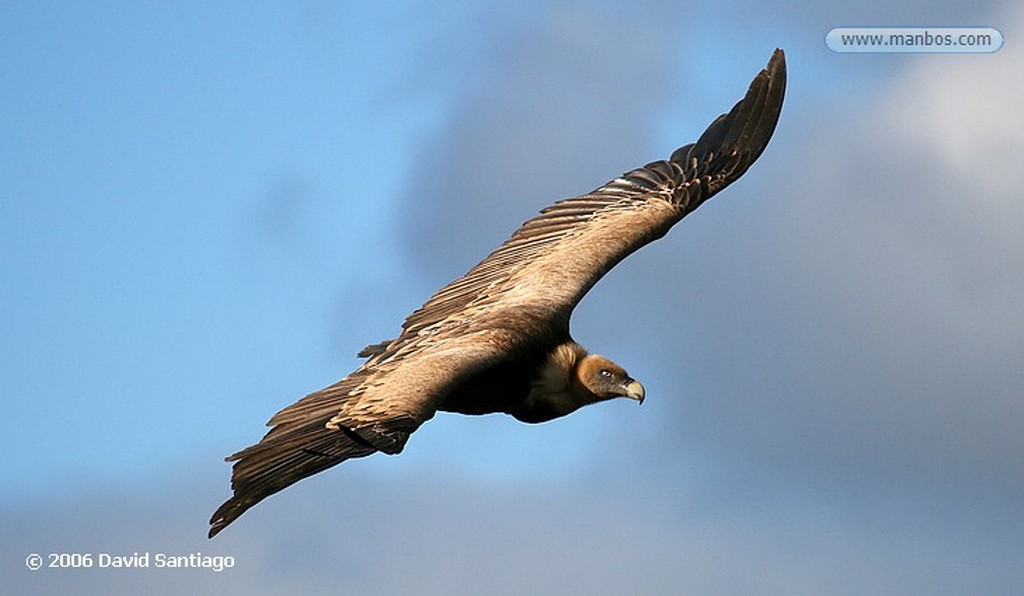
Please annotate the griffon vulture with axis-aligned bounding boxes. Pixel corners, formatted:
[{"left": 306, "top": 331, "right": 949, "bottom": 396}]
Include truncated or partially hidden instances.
[{"left": 210, "top": 49, "right": 786, "bottom": 537}]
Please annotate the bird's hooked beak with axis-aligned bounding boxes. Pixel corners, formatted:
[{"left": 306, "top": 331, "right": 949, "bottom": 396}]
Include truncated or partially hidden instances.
[{"left": 623, "top": 379, "right": 645, "bottom": 404}]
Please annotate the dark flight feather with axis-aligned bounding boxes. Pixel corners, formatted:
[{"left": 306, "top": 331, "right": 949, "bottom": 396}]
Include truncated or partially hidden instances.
[{"left": 209, "top": 49, "right": 786, "bottom": 538}]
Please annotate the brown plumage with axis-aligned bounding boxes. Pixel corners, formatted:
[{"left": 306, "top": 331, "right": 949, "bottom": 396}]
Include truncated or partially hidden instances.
[{"left": 209, "top": 49, "right": 786, "bottom": 538}]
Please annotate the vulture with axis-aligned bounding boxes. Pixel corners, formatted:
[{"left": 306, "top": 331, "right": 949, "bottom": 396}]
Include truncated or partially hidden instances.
[{"left": 210, "top": 49, "right": 786, "bottom": 538}]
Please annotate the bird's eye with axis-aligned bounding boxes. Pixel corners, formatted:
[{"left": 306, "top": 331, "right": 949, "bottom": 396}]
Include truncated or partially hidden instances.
[{"left": 599, "top": 369, "right": 613, "bottom": 379}]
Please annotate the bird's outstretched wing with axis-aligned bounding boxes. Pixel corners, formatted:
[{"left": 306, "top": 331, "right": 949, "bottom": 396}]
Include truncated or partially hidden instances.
[
  {"left": 402, "top": 49, "right": 785, "bottom": 334},
  {"left": 209, "top": 49, "right": 786, "bottom": 538}
]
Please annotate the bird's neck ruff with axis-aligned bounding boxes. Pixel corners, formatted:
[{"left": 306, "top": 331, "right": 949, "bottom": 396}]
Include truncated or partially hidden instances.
[
  {"left": 537, "top": 342, "right": 585, "bottom": 396},
  {"left": 512, "top": 342, "right": 588, "bottom": 423}
]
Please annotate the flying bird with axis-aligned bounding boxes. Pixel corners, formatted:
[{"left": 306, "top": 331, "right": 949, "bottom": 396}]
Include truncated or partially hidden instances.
[{"left": 210, "top": 49, "right": 786, "bottom": 538}]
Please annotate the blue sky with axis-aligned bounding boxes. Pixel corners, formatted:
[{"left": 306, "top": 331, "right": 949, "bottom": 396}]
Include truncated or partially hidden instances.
[{"left": 4, "top": 1, "right": 1023, "bottom": 594}]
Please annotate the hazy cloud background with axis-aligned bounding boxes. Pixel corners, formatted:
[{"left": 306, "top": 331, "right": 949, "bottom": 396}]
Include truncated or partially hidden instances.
[{"left": 3, "top": 1, "right": 1022, "bottom": 594}]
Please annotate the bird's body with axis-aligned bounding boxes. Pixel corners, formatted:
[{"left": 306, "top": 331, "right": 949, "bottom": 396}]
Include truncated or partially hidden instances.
[{"left": 210, "top": 49, "right": 786, "bottom": 538}]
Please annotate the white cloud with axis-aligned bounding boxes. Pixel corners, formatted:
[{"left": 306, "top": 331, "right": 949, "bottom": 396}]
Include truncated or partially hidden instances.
[{"left": 674, "top": 1, "right": 1024, "bottom": 507}]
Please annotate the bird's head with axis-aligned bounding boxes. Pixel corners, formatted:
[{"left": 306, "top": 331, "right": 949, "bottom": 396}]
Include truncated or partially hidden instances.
[
  {"left": 517, "top": 342, "right": 645, "bottom": 423},
  {"left": 575, "top": 354, "right": 646, "bottom": 405}
]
